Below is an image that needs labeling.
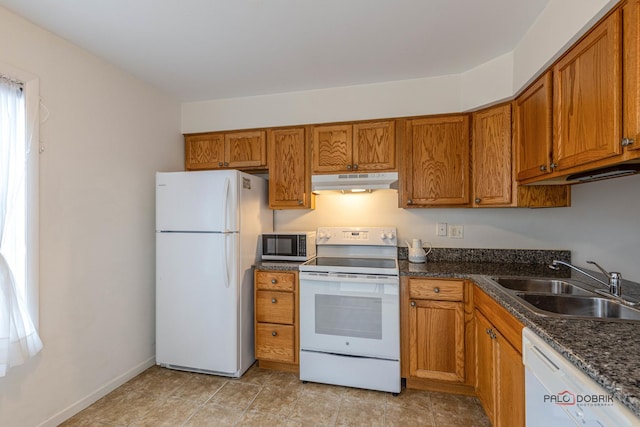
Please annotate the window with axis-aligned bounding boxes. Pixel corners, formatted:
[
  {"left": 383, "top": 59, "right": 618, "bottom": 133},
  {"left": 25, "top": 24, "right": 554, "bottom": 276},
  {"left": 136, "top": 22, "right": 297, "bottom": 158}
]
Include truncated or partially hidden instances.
[{"left": 0, "top": 68, "right": 41, "bottom": 376}]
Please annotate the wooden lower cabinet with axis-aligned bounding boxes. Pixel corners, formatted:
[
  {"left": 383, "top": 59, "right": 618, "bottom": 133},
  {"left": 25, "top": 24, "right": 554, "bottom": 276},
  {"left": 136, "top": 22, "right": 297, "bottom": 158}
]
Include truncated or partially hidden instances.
[
  {"left": 254, "top": 270, "right": 299, "bottom": 373},
  {"left": 401, "top": 277, "right": 475, "bottom": 394},
  {"left": 474, "top": 286, "right": 525, "bottom": 427}
]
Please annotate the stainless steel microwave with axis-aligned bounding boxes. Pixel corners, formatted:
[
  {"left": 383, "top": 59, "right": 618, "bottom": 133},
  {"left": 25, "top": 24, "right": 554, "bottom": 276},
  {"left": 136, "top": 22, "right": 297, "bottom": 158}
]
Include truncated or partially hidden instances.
[{"left": 261, "top": 232, "right": 316, "bottom": 261}]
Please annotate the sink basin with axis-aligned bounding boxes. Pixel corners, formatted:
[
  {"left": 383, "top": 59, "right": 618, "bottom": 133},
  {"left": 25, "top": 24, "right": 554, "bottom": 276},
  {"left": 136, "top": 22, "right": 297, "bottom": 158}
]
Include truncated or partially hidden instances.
[
  {"left": 517, "top": 294, "right": 640, "bottom": 321},
  {"left": 492, "top": 277, "right": 594, "bottom": 295}
]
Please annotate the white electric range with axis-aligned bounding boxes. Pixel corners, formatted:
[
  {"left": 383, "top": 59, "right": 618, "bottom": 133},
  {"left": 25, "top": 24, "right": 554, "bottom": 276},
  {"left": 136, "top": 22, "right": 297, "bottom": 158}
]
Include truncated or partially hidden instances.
[{"left": 298, "top": 226, "right": 400, "bottom": 394}]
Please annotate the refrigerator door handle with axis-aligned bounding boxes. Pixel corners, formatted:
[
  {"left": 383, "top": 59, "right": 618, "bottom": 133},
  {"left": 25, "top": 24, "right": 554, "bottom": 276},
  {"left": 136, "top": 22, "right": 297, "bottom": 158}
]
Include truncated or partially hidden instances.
[
  {"left": 223, "top": 177, "right": 230, "bottom": 232},
  {"left": 223, "top": 233, "right": 231, "bottom": 288}
]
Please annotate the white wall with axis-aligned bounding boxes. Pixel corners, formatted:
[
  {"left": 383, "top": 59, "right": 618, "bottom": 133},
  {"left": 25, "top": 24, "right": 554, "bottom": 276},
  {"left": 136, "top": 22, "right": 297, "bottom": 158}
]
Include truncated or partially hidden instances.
[
  {"left": 275, "top": 174, "right": 640, "bottom": 283},
  {"left": 0, "top": 7, "right": 183, "bottom": 427}
]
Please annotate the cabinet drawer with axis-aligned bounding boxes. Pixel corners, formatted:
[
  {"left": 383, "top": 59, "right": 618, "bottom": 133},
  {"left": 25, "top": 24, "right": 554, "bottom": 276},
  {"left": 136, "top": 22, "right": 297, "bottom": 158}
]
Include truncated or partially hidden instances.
[
  {"left": 255, "top": 323, "right": 295, "bottom": 363},
  {"left": 256, "top": 291, "right": 294, "bottom": 324},
  {"left": 409, "top": 279, "right": 464, "bottom": 301},
  {"left": 255, "top": 271, "right": 295, "bottom": 291}
]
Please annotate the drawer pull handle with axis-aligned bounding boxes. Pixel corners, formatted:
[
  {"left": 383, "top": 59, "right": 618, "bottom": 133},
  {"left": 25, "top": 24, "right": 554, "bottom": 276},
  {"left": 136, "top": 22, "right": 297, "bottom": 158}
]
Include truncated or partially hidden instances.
[
  {"left": 271, "top": 298, "right": 277, "bottom": 304},
  {"left": 410, "top": 301, "right": 416, "bottom": 307},
  {"left": 271, "top": 279, "right": 277, "bottom": 284},
  {"left": 271, "top": 331, "right": 277, "bottom": 337},
  {"left": 433, "top": 287, "right": 440, "bottom": 293}
]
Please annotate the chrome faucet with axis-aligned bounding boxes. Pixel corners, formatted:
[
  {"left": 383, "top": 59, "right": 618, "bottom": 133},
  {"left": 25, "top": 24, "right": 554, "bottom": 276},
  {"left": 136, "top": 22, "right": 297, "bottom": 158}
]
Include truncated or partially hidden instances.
[{"left": 549, "top": 260, "right": 622, "bottom": 297}]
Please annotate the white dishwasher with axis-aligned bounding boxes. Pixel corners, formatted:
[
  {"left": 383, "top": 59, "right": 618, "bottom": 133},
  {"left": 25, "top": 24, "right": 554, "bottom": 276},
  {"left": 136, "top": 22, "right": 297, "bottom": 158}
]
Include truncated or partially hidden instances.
[{"left": 522, "top": 328, "right": 639, "bottom": 426}]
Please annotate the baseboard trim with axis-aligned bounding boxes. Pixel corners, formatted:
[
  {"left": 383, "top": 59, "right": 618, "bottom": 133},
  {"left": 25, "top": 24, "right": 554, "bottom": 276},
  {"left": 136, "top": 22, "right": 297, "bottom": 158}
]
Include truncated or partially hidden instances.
[{"left": 37, "top": 356, "right": 156, "bottom": 427}]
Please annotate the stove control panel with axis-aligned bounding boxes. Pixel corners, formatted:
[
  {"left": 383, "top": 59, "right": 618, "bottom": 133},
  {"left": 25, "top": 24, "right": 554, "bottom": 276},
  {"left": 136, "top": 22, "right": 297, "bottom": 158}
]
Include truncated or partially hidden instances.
[{"left": 316, "top": 227, "right": 397, "bottom": 246}]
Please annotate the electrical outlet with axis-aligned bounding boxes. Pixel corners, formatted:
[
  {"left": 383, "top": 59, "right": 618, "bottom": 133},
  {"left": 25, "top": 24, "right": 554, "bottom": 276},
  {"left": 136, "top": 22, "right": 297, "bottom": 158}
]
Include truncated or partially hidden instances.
[
  {"left": 436, "top": 223, "right": 448, "bottom": 236},
  {"left": 449, "top": 225, "right": 464, "bottom": 239}
]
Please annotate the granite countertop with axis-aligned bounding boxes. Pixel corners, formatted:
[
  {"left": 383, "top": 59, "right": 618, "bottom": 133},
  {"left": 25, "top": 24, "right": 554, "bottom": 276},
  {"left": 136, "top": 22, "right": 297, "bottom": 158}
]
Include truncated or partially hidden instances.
[{"left": 255, "top": 253, "right": 640, "bottom": 417}]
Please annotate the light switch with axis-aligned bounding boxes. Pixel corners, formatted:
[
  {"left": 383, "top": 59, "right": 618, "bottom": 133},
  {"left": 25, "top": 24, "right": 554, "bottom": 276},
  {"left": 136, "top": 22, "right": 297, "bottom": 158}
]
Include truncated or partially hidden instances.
[{"left": 449, "top": 225, "right": 464, "bottom": 239}]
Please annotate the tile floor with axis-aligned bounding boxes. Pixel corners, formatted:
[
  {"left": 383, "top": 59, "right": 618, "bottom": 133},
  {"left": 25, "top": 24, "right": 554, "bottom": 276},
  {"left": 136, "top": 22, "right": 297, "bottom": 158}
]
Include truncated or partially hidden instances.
[{"left": 60, "top": 364, "right": 491, "bottom": 426}]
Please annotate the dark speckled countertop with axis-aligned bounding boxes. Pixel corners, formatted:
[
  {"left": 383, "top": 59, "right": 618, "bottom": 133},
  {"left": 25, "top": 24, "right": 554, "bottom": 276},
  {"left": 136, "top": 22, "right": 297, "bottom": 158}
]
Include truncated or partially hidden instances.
[{"left": 255, "top": 251, "right": 640, "bottom": 418}]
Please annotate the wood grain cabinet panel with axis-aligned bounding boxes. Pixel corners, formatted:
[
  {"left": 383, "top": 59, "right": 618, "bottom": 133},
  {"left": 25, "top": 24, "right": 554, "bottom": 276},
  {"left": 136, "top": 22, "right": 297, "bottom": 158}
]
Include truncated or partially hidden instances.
[
  {"left": 312, "top": 124, "right": 353, "bottom": 173},
  {"left": 268, "top": 127, "right": 312, "bottom": 209},
  {"left": 402, "top": 277, "right": 475, "bottom": 395},
  {"left": 474, "top": 286, "right": 525, "bottom": 427},
  {"left": 353, "top": 121, "right": 396, "bottom": 171},
  {"left": 514, "top": 72, "right": 553, "bottom": 181},
  {"left": 255, "top": 323, "right": 295, "bottom": 364},
  {"left": 402, "top": 115, "right": 470, "bottom": 207},
  {"left": 553, "top": 10, "right": 623, "bottom": 171},
  {"left": 184, "top": 133, "right": 225, "bottom": 170},
  {"left": 225, "top": 130, "right": 266, "bottom": 168},
  {"left": 256, "top": 291, "right": 294, "bottom": 324},
  {"left": 472, "top": 104, "right": 513, "bottom": 206}
]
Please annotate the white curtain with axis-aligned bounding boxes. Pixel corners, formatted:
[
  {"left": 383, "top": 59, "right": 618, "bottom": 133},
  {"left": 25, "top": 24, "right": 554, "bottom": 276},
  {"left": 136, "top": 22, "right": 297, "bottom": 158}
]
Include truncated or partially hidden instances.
[{"left": 0, "top": 76, "right": 42, "bottom": 376}]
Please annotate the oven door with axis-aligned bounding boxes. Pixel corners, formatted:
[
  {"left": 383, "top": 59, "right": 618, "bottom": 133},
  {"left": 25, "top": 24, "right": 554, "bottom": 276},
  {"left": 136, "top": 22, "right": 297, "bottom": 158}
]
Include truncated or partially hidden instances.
[{"left": 299, "top": 272, "right": 399, "bottom": 360}]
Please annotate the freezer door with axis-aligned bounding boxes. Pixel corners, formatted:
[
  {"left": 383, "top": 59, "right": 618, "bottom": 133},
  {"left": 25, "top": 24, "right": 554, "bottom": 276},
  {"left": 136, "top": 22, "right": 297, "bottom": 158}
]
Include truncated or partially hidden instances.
[
  {"left": 156, "top": 171, "right": 239, "bottom": 232},
  {"left": 156, "top": 232, "right": 240, "bottom": 375}
]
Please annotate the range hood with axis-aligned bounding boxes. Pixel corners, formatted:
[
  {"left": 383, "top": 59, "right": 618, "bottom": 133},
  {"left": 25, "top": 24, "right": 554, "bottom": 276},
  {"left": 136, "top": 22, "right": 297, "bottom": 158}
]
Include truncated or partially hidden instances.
[
  {"left": 566, "top": 164, "right": 640, "bottom": 183},
  {"left": 312, "top": 172, "right": 399, "bottom": 193}
]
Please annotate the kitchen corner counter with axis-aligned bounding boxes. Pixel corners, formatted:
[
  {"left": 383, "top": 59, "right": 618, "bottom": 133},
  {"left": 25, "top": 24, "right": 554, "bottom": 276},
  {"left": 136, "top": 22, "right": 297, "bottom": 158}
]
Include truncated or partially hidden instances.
[{"left": 400, "top": 260, "right": 640, "bottom": 418}]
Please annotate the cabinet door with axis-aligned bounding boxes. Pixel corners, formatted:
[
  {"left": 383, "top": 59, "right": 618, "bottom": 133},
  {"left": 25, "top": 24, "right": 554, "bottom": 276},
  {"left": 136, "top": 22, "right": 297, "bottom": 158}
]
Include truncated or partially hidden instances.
[
  {"left": 472, "top": 104, "right": 512, "bottom": 206},
  {"left": 312, "top": 124, "right": 353, "bottom": 173},
  {"left": 184, "top": 133, "right": 225, "bottom": 170},
  {"left": 403, "top": 115, "right": 470, "bottom": 207},
  {"left": 255, "top": 323, "right": 295, "bottom": 363},
  {"left": 623, "top": 0, "right": 640, "bottom": 152},
  {"left": 474, "top": 309, "right": 496, "bottom": 424},
  {"left": 514, "top": 72, "right": 553, "bottom": 181},
  {"left": 495, "top": 330, "right": 525, "bottom": 427},
  {"left": 225, "top": 130, "right": 267, "bottom": 168},
  {"left": 409, "top": 299, "right": 465, "bottom": 382},
  {"left": 553, "top": 10, "right": 623, "bottom": 171},
  {"left": 353, "top": 121, "right": 396, "bottom": 171},
  {"left": 268, "top": 128, "right": 311, "bottom": 209}
]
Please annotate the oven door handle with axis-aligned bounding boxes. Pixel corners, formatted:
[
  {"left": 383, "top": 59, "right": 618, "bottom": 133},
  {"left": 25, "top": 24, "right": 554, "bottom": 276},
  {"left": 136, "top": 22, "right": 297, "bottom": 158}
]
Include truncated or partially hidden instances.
[{"left": 299, "top": 271, "right": 398, "bottom": 285}]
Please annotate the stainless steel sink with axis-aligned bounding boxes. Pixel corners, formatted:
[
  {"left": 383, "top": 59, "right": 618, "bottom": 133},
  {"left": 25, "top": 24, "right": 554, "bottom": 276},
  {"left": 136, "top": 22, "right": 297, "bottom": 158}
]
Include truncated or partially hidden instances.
[
  {"left": 492, "top": 277, "right": 594, "bottom": 295},
  {"left": 517, "top": 294, "right": 640, "bottom": 321}
]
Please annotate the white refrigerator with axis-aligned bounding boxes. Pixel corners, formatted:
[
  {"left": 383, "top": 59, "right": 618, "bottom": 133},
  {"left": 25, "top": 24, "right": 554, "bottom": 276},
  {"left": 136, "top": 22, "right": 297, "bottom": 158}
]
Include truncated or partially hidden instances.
[{"left": 155, "top": 170, "right": 272, "bottom": 377}]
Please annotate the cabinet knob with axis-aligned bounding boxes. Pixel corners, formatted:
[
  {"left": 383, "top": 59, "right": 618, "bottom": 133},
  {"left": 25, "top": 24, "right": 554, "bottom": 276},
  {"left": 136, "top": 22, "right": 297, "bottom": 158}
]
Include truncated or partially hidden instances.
[
  {"left": 475, "top": 198, "right": 481, "bottom": 204},
  {"left": 297, "top": 200, "right": 303, "bottom": 205},
  {"left": 353, "top": 164, "right": 358, "bottom": 170},
  {"left": 550, "top": 162, "right": 558, "bottom": 170},
  {"left": 539, "top": 165, "right": 547, "bottom": 172},
  {"left": 486, "top": 328, "right": 491, "bottom": 335},
  {"left": 271, "top": 278, "right": 277, "bottom": 284},
  {"left": 271, "top": 298, "right": 277, "bottom": 304},
  {"left": 433, "top": 287, "right": 440, "bottom": 293},
  {"left": 224, "top": 162, "right": 229, "bottom": 167},
  {"left": 622, "top": 137, "right": 635, "bottom": 147},
  {"left": 271, "top": 331, "right": 277, "bottom": 336},
  {"left": 407, "top": 199, "right": 413, "bottom": 205},
  {"left": 410, "top": 301, "right": 416, "bottom": 307},
  {"left": 218, "top": 162, "right": 223, "bottom": 167},
  {"left": 346, "top": 164, "right": 352, "bottom": 170}
]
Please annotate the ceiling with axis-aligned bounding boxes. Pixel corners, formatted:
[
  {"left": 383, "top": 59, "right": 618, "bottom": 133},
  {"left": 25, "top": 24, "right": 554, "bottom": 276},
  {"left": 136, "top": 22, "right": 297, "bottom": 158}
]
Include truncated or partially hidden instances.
[{"left": 0, "top": 0, "right": 550, "bottom": 102}]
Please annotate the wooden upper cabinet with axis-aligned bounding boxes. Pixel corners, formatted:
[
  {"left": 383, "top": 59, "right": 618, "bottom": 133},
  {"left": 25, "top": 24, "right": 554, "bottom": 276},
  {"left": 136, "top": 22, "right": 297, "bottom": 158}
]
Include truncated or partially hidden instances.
[
  {"left": 184, "top": 130, "right": 266, "bottom": 170},
  {"left": 472, "top": 104, "right": 512, "bottom": 206},
  {"left": 553, "top": 9, "right": 623, "bottom": 172},
  {"left": 402, "top": 115, "right": 470, "bottom": 207},
  {"left": 514, "top": 72, "right": 553, "bottom": 181},
  {"left": 312, "top": 124, "right": 353, "bottom": 173},
  {"left": 312, "top": 121, "right": 395, "bottom": 173},
  {"left": 353, "top": 121, "right": 396, "bottom": 171},
  {"left": 225, "top": 130, "right": 266, "bottom": 168},
  {"left": 185, "top": 133, "right": 225, "bottom": 170},
  {"left": 268, "top": 127, "right": 312, "bottom": 209},
  {"left": 623, "top": 0, "right": 640, "bottom": 152}
]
